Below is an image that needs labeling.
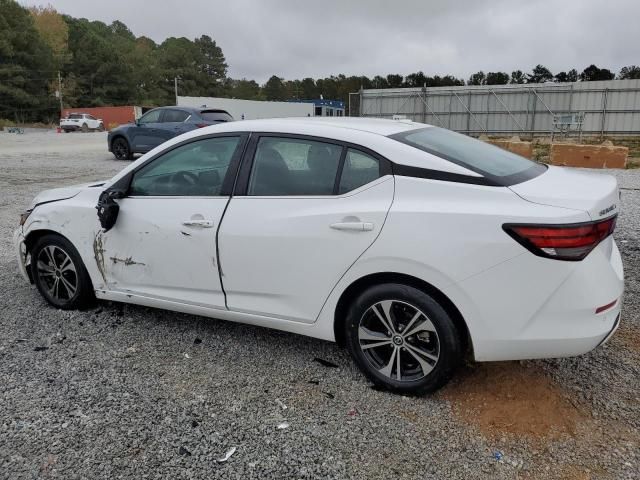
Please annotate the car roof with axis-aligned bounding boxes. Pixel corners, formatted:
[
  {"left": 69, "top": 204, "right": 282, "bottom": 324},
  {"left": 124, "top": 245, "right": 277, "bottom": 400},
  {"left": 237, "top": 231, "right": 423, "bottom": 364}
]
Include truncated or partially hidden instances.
[
  {"left": 212, "top": 117, "right": 430, "bottom": 137},
  {"left": 149, "top": 106, "right": 230, "bottom": 115},
  {"left": 149, "top": 106, "right": 199, "bottom": 113}
]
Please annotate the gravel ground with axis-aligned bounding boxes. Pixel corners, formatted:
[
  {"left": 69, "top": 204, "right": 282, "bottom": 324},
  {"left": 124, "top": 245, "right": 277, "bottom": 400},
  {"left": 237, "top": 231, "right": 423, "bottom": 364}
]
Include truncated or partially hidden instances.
[{"left": 1, "top": 130, "right": 638, "bottom": 479}]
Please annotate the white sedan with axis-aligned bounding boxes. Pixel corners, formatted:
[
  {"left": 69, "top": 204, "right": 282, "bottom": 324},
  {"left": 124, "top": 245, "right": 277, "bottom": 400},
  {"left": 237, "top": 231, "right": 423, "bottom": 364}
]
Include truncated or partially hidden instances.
[{"left": 14, "top": 118, "right": 623, "bottom": 394}]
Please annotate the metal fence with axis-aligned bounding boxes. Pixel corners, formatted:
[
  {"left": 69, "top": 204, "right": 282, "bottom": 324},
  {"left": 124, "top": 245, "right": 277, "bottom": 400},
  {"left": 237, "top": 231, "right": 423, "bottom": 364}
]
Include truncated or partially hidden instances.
[{"left": 353, "top": 79, "right": 640, "bottom": 138}]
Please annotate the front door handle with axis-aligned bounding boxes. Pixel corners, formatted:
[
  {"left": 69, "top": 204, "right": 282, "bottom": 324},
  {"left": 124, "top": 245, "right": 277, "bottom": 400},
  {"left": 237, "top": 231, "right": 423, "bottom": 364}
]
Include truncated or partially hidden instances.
[
  {"left": 182, "top": 219, "right": 214, "bottom": 228},
  {"left": 330, "top": 222, "right": 374, "bottom": 232}
]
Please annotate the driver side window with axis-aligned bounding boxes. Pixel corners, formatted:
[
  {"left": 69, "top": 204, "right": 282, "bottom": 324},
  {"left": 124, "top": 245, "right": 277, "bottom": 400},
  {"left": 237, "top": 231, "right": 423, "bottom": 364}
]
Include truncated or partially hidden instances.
[
  {"left": 138, "top": 109, "right": 162, "bottom": 124},
  {"left": 130, "top": 136, "right": 241, "bottom": 196}
]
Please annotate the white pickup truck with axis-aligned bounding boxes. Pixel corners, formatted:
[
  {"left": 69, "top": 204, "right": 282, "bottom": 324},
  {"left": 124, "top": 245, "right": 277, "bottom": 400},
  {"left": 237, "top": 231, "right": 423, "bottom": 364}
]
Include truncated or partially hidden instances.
[{"left": 60, "top": 113, "right": 105, "bottom": 132}]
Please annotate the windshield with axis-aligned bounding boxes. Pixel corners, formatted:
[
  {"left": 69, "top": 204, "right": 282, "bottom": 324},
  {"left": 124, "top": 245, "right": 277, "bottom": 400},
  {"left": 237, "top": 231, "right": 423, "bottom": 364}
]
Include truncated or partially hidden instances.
[{"left": 389, "top": 127, "right": 546, "bottom": 186}]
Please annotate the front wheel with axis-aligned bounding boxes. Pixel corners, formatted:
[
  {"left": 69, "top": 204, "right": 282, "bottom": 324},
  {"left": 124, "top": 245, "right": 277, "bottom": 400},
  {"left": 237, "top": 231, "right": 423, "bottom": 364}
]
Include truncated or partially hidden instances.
[
  {"left": 344, "top": 284, "right": 462, "bottom": 395},
  {"left": 30, "top": 234, "right": 94, "bottom": 310},
  {"left": 111, "top": 137, "right": 133, "bottom": 160}
]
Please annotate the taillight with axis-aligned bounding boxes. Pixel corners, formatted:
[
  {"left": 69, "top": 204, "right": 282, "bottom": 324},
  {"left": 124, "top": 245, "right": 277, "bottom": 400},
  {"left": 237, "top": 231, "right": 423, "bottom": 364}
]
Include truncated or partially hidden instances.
[
  {"left": 195, "top": 123, "right": 208, "bottom": 128},
  {"left": 503, "top": 215, "right": 617, "bottom": 261}
]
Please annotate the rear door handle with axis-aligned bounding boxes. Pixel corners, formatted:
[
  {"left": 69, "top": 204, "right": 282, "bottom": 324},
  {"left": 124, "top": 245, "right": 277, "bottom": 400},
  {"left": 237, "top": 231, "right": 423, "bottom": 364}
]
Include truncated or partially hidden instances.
[
  {"left": 330, "top": 222, "right": 374, "bottom": 231},
  {"left": 182, "top": 219, "right": 214, "bottom": 228}
]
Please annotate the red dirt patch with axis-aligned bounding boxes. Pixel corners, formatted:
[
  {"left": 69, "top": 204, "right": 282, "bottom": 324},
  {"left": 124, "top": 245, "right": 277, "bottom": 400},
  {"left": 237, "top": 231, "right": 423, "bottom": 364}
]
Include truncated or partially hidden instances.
[
  {"left": 441, "top": 362, "right": 583, "bottom": 441},
  {"left": 612, "top": 324, "right": 640, "bottom": 353}
]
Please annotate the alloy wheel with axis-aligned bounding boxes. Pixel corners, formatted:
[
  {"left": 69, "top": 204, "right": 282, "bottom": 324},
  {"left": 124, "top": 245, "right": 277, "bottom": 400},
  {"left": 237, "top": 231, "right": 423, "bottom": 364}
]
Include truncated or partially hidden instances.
[
  {"left": 113, "top": 139, "right": 129, "bottom": 160},
  {"left": 36, "top": 245, "right": 78, "bottom": 301},
  {"left": 358, "top": 300, "right": 440, "bottom": 382}
]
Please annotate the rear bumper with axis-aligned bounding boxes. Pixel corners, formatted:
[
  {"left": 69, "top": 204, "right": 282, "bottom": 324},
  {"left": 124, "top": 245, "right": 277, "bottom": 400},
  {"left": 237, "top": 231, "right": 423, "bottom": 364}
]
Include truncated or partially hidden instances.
[
  {"left": 13, "top": 228, "right": 31, "bottom": 283},
  {"left": 445, "top": 238, "right": 624, "bottom": 361},
  {"left": 598, "top": 312, "right": 621, "bottom": 347},
  {"left": 61, "top": 125, "right": 79, "bottom": 131}
]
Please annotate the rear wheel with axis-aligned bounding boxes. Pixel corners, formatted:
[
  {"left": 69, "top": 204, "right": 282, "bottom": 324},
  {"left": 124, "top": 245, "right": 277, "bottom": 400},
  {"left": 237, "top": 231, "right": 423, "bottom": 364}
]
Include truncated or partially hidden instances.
[
  {"left": 344, "top": 283, "right": 462, "bottom": 395},
  {"left": 81, "top": 123, "right": 89, "bottom": 132},
  {"left": 112, "top": 137, "right": 133, "bottom": 160},
  {"left": 30, "top": 234, "right": 94, "bottom": 310}
]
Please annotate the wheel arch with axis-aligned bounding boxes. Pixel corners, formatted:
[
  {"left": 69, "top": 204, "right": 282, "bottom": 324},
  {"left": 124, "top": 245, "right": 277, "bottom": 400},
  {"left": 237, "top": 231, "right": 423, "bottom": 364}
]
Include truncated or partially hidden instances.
[
  {"left": 333, "top": 272, "right": 472, "bottom": 356},
  {"left": 109, "top": 133, "right": 129, "bottom": 150},
  {"left": 24, "top": 229, "right": 91, "bottom": 286},
  {"left": 25, "top": 228, "right": 96, "bottom": 308},
  {"left": 24, "top": 228, "right": 66, "bottom": 254}
]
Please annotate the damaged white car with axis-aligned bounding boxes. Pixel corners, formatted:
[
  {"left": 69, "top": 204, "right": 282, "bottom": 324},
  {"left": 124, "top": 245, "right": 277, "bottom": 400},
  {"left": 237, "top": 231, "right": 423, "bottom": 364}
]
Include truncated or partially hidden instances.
[{"left": 14, "top": 118, "right": 623, "bottom": 394}]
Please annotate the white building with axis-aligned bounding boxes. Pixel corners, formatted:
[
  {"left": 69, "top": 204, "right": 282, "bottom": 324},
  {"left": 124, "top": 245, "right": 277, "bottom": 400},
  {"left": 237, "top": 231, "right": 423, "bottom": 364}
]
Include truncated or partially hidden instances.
[{"left": 177, "top": 96, "right": 314, "bottom": 121}]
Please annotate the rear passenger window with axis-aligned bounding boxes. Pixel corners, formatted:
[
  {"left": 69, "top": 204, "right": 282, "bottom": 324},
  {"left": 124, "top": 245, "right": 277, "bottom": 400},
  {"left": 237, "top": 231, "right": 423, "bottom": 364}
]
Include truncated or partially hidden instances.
[
  {"left": 248, "top": 137, "right": 342, "bottom": 196},
  {"left": 163, "top": 109, "right": 190, "bottom": 123},
  {"left": 339, "top": 149, "right": 381, "bottom": 194}
]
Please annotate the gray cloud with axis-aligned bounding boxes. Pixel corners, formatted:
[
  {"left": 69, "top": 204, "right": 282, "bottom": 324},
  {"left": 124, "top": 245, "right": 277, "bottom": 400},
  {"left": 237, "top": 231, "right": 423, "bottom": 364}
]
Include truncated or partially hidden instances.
[{"left": 20, "top": 0, "right": 639, "bottom": 83}]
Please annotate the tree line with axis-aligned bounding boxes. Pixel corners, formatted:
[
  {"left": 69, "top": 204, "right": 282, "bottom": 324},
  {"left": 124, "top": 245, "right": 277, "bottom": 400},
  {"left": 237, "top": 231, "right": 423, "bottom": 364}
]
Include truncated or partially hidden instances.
[{"left": 1, "top": 0, "right": 640, "bottom": 123}]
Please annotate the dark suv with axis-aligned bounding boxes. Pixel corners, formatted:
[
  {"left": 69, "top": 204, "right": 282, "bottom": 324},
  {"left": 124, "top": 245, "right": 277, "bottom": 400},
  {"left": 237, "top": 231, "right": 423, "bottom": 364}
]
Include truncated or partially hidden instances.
[{"left": 107, "top": 106, "right": 233, "bottom": 160}]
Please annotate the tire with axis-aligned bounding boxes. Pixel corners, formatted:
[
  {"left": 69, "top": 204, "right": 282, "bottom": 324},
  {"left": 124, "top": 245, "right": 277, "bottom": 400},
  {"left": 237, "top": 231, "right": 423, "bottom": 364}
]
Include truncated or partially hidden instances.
[
  {"left": 98, "top": 123, "right": 105, "bottom": 132},
  {"left": 81, "top": 123, "right": 89, "bottom": 132},
  {"left": 30, "top": 234, "right": 94, "bottom": 310},
  {"left": 344, "top": 283, "right": 462, "bottom": 395},
  {"left": 111, "top": 137, "right": 133, "bottom": 160}
]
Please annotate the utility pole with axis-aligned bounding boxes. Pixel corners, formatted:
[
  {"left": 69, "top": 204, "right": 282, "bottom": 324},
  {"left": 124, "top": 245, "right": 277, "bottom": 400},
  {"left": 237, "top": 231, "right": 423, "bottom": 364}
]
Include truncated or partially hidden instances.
[
  {"left": 58, "top": 71, "right": 63, "bottom": 115},
  {"left": 174, "top": 77, "right": 178, "bottom": 105}
]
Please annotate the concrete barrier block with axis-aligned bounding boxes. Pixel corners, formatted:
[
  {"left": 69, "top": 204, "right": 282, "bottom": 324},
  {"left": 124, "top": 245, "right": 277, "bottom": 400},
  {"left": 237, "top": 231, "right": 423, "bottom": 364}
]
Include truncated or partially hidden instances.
[{"left": 549, "top": 144, "right": 628, "bottom": 169}]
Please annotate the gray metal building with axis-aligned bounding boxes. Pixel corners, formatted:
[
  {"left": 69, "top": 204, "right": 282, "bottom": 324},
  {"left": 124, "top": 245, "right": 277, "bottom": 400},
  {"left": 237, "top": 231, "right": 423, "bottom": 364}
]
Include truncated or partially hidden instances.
[{"left": 352, "top": 79, "right": 640, "bottom": 137}]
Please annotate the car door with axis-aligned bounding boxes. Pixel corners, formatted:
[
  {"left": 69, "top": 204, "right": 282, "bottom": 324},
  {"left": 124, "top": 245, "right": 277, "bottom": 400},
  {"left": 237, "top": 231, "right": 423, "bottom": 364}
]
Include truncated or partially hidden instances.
[
  {"left": 218, "top": 134, "right": 394, "bottom": 323},
  {"left": 161, "top": 108, "right": 194, "bottom": 139},
  {"left": 86, "top": 115, "right": 98, "bottom": 129},
  {"left": 100, "top": 134, "right": 247, "bottom": 308},
  {"left": 129, "top": 109, "right": 165, "bottom": 152}
]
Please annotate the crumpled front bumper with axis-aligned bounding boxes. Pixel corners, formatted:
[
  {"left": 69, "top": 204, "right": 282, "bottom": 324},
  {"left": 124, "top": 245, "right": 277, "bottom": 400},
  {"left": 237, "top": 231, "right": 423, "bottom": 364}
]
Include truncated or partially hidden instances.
[{"left": 13, "top": 227, "right": 31, "bottom": 283}]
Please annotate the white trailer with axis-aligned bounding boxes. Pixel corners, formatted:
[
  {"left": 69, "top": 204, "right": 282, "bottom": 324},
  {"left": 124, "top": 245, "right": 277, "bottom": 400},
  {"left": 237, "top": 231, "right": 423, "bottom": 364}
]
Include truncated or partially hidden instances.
[{"left": 177, "top": 96, "right": 313, "bottom": 121}]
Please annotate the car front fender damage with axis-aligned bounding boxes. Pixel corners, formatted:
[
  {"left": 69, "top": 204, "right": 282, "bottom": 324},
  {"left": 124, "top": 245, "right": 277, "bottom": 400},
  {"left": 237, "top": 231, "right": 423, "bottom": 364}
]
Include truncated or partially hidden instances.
[
  {"left": 109, "top": 256, "right": 145, "bottom": 266},
  {"left": 93, "top": 230, "right": 108, "bottom": 287}
]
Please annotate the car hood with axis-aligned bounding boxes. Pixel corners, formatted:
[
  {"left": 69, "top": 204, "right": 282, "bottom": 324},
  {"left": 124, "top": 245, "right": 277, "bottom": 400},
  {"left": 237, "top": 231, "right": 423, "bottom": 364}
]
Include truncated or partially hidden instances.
[
  {"left": 31, "top": 181, "right": 107, "bottom": 208},
  {"left": 509, "top": 165, "right": 619, "bottom": 220},
  {"left": 109, "top": 123, "right": 134, "bottom": 134}
]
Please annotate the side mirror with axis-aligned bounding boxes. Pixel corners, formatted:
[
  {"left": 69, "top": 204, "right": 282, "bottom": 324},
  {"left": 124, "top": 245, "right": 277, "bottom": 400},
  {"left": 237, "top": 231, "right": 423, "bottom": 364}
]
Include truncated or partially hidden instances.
[
  {"left": 95, "top": 172, "right": 132, "bottom": 231},
  {"left": 96, "top": 190, "right": 120, "bottom": 231}
]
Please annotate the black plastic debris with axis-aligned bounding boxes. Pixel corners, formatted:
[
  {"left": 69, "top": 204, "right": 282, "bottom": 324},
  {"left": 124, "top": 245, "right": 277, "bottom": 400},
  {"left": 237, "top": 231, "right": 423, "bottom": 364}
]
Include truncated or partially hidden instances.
[
  {"left": 178, "top": 446, "right": 192, "bottom": 456},
  {"left": 33, "top": 346, "right": 49, "bottom": 352},
  {"left": 314, "top": 357, "right": 339, "bottom": 368},
  {"left": 191, "top": 420, "right": 199, "bottom": 428},
  {"left": 322, "top": 391, "right": 335, "bottom": 399},
  {"left": 194, "top": 338, "right": 202, "bottom": 345},
  {"left": 308, "top": 379, "right": 320, "bottom": 385}
]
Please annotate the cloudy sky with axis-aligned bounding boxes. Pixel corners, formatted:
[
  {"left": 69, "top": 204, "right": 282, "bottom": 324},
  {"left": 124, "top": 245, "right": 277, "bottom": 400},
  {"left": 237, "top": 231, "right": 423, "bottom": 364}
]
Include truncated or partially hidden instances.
[{"left": 20, "top": 0, "right": 640, "bottom": 83}]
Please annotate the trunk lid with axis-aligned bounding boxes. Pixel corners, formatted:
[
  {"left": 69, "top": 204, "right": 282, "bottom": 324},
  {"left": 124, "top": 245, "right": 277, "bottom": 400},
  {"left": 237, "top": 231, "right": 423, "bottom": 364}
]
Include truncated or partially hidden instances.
[{"left": 509, "top": 165, "right": 619, "bottom": 220}]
